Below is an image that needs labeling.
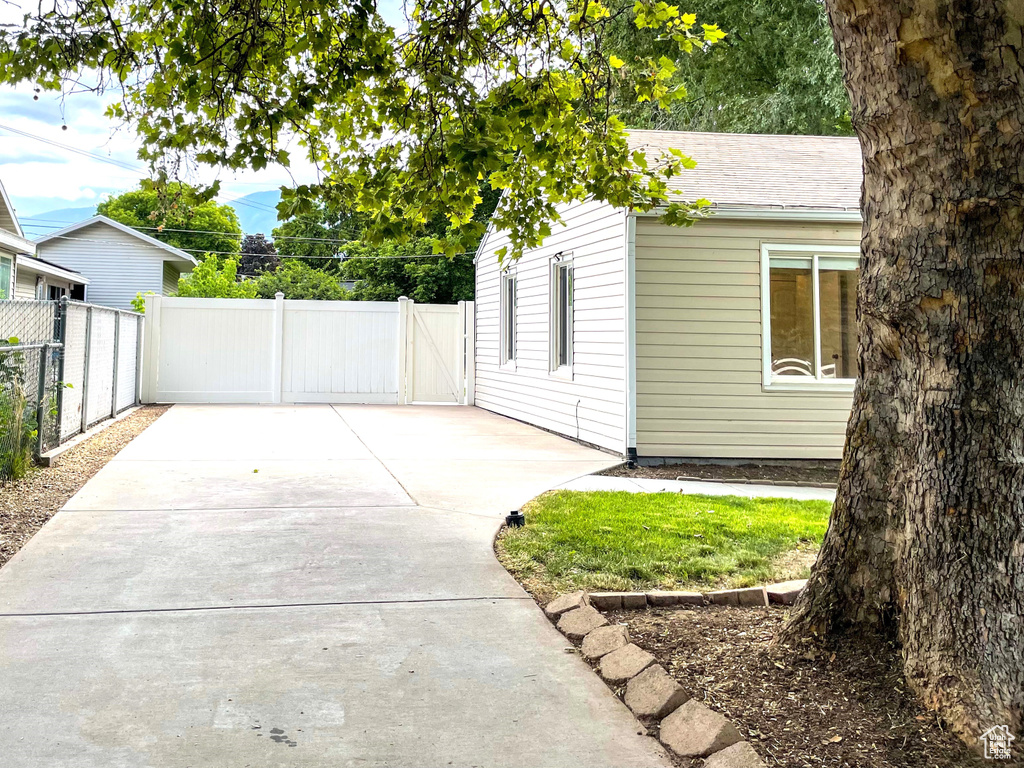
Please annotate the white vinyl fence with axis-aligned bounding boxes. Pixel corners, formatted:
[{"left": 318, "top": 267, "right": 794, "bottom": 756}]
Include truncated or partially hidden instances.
[
  {"left": 142, "top": 295, "right": 475, "bottom": 405},
  {"left": 60, "top": 301, "right": 143, "bottom": 440}
]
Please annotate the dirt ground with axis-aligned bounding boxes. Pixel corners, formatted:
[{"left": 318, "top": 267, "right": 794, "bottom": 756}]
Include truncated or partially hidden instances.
[
  {"left": 606, "top": 606, "right": 998, "bottom": 768},
  {"left": 603, "top": 461, "right": 841, "bottom": 486},
  {"left": 0, "top": 405, "right": 169, "bottom": 569}
]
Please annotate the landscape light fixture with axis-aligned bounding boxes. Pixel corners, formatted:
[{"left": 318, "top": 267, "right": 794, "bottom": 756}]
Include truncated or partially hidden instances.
[{"left": 505, "top": 510, "right": 525, "bottom": 528}]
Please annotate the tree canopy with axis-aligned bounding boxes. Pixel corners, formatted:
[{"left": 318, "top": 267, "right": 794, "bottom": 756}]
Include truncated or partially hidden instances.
[
  {"left": 271, "top": 207, "right": 367, "bottom": 273},
  {"left": 175, "top": 257, "right": 257, "bottom": 298},
  {"left": 340, "top": 238, "right": 475, "bottom": 303},
  {"left": 607, "top": 0, "right": 851, "bottom": 135},
  {"left": 96, "top": 182, "right": 243, "bottom": 257},
  {"left": 239, "top": 234, "right": 280, "bottom": 276},
  {"left": 0, "top": 0, "right": 724, "bottom": 260},
  {"left": 253, "top": 260, "right": 350, "bottom": 300}
]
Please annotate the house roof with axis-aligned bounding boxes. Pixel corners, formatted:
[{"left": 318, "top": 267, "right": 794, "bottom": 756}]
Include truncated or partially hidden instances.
[
  {"left": 0, "top": 178, "right": 25, "bottom": 238},
  {"left": 16, "top": 254, "right": 90, "bottom": 284},
  {"left": 33, "top": 215, "right": 198, "bottom": 265},
  {"left": 626, "top": 130, "right": 863, "bottom": 212}
]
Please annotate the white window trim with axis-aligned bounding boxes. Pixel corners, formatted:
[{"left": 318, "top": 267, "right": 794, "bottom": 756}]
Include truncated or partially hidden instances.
[
  {"left": 0, "top": 255, "right": 12, "bottom": 300},
  {"left": 499, "top": 268, "right": 517, "bottom": 368},
  {"left": 549, "top": 253, "right": 574, "bottom": 378},
  {"left": 760, "top": 243, "right": 860, "bottom": 393}
]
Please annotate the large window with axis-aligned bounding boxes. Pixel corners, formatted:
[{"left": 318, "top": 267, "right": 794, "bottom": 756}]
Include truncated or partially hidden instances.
[
  {"left": 761, "top": 244, "right": 859, "bottom": 388},
  {"left": 550, "top": 256, "right": 573, "bottom": 373},
  {"left": 500, "top": 269, "right": 517, "bottom": 365},
  {"left": 0, "top": 256, "right": 11, "bottom": 300}
]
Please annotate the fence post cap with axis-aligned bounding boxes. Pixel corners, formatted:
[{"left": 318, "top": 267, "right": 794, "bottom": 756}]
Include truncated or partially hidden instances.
[{"left": 275, "top": 292, "right": 285, "bottom": 299}]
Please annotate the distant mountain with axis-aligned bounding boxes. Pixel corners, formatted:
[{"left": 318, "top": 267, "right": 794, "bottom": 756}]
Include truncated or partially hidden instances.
[
  {"left": 221, "top": 189, "right": 284, "bottom": 236},
  {"left": 19, "top": 205, "right": 97, "bottom": 237},
  {"left": 24, "top": 189, "right": 286, "bottom": 239}
]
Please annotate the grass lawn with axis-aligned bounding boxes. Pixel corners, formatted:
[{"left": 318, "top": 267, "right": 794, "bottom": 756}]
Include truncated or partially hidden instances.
[{"left": 496, "top": 490, "right": 831, "bottom": 601}]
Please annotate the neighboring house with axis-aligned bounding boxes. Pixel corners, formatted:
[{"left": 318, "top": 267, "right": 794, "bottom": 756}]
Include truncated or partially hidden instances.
[
  {"left": 34, "top": 215, "right": 197, "bottom": 309},
  {"left": 12, "top": 254, "right": 88, "bottom": 301},
  {"left": 0, "top": 179, "right": 89, "bottom": 302},
  {"left": 474, "top": 130, "right": 863, "bottom": 461},
  {"left": 0, "top": 179, "right": 37, "bottom": 300}
]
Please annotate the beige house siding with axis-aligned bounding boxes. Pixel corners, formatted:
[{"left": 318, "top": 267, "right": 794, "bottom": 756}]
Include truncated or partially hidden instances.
[
  {"left": 474, "top": 199, "right": 628, "bottom": 454},
  {"left": 633, "top": 215, "right": 862, "bottom": 460},
  {"left": 14, "top": 268, "right": 38, "bottom": 300}
]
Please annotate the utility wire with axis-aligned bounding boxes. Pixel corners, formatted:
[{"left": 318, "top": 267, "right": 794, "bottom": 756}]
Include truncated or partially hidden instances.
[
  {"left": 19, "top": 218, "right": 366, "bottom": 243},
  {"left": 0, "top": 122, "right": 284, "bottom": 217},
  {"left": 26, "top": 231, "right": 475, "bottom": 259}
]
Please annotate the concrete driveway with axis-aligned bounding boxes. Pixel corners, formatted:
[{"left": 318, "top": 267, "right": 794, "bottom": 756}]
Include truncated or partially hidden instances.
[{"left": 0, "top": 405, "right": 671, "bottom": 768}]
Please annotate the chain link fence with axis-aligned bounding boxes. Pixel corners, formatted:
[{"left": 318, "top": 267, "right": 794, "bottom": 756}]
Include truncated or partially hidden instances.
[{"left": 0, "top": 300, "right": 143, "bottom": 482}]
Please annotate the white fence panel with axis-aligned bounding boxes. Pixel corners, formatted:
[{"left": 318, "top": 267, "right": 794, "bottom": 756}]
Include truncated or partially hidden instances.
[
  {"left": 60, "top": 303, "right": 88, "bottom": 440},
  {"left": 281, "top": 300, "right": 399, "bottom": 404},
  {"left": 85, "top": 309, "right": 116, "bottom": 427},
  {"left": 116, "top": 317, "right": 140, "bottom": 411},
  {"left": 144, "top": 295, "right": 472, "bottom": 406},
  {"left": 153, "top": 298, "right": 275, "bottom": 403}
]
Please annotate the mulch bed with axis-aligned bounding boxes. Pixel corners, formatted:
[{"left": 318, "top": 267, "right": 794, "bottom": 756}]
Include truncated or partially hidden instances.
[
  {"left": 607, "top": 606, "right": 996, "bottom": 768},
  {"left": 602, "top": 461, "right": 841, "bottom": 486},
  {"left": 0, "top": 405, "right": 170, "bottom": 569}
]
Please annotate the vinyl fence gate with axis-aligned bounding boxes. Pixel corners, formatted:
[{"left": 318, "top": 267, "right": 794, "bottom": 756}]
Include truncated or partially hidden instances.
[{"left": 142, "top": 295, "right": 475, "bottom": 406}]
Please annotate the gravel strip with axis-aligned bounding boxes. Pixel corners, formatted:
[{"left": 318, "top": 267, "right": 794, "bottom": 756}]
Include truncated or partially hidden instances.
[
  {"left": 602, "top": 461, "right": 841, "bottom": 486},
  {"left": 0, "top": 405, "right": 170, "bottom": 569}
]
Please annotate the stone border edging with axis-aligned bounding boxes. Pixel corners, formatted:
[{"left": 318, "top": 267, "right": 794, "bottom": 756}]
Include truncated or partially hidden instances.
[
  {"left": 588, "top": 578, "right": 807, "bottom": 610},
  {"left": 542, "top": 586, "right": 813, "bottom": 767}
]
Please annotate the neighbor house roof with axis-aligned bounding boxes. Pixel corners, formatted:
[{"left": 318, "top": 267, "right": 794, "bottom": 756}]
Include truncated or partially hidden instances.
[
  {"left": 16, "top": 254, "right": 89, "bottom": 285},
  {"left": 0, "top": 178, "right": 24, "bottom": 238},
  {"left": 626, "top": 130, "right": 863, "bottom": 212},
  {"left": 33, "top": 215, "right": 198, "bottom": 265}
]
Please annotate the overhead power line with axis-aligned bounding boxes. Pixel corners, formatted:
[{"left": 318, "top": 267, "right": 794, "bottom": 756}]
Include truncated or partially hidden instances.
[
  {"left": 27, "top": 231, "right": 475, "bottom": 260},
  {"left": 20, "top": 218, "right": 365, "bottom": 243},
  {"left": 0, "top": 122, "right": 286, "bottom": 218}
]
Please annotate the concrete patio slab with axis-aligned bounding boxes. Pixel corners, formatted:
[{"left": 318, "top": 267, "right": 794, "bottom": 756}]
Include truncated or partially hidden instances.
[
  {"left": 0, "top": 404, "right": 666, "bottom": 768},
  {"left": 0, "top": 600, "right": 667, "bottom": 768},
  {"left": 379, "top": 458, "right": 619, "bottom": 516},
  {"left": 63, "top": 458, "right": 412, "bottom": 511},
  {"left": 116, "top": 404, "right": 375, "bottom": 462},
  {"left": 0, "top": 506, "right": 523, "bottom": 614}
]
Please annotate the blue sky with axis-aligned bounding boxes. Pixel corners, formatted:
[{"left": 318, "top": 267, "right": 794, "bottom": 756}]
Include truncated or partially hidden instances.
[{"left": 0, "top": 0, "right": 407, "bottom": 234}]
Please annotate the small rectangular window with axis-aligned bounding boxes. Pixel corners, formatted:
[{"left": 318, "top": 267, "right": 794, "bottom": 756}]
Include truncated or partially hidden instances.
[
  {"left": 763, "top": 246, "right": 859, "bottom": 387},
  {"left": 551, "top": 258, "right": 573, "bottom": 371},
  {"left": 500, "top": 270, "right": 517, "bottom": 365},
  {"left": 0, "top": 257, "right": 11, "bottom": 300}
]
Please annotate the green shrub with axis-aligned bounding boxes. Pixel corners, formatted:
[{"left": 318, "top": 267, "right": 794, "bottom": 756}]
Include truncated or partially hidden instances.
[{"left": 0, "top": 339, "right": 39, "bottom": 481}]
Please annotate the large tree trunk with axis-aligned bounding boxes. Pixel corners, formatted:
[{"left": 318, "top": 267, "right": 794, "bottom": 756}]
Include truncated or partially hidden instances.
[{"left": 779, "top": 0, "right": 1024, "bottom": 748}]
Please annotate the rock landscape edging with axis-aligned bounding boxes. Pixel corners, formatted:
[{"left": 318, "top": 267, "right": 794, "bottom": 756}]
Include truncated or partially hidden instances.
[
  {"left": 588, "top": 578, "right": 807, "bottom": 611},
  {"left": 546, "top": 589, "right": 785, "bottom": 767}
]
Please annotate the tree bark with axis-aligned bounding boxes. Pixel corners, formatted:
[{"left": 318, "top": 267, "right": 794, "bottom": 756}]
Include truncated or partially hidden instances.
[{"left": 779, "top": 0, "right": 1024, "bottom": 748}]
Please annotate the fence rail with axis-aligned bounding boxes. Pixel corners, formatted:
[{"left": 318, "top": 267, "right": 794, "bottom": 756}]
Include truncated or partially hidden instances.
[{"left": 0, "top": 299, "right": 143, "bottom": 481}]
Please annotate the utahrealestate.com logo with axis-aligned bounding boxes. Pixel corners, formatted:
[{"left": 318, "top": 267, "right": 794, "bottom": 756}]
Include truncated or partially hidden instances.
[{"left": 980, "top": 725, "right": 1016, "bottom": 761}]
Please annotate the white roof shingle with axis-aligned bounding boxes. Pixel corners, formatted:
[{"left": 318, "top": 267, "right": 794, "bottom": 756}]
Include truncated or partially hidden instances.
[{"left": 627, "top": 130, "right": 863, "bottom": 212}]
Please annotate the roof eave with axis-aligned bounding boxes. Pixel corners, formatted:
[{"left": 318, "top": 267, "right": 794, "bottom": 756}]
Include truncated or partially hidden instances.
[
  {"left": 631, "top": 205, "right": 863, "bottom": 223},
  {"left": 0, "top": 228, "right": 36, "bottom": 255},
  {"left": 16, "top": 255, "right": 90, "bottom": 284},
  {"left": 0, "top": 180, "right": 25, "bottom": 238}
]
